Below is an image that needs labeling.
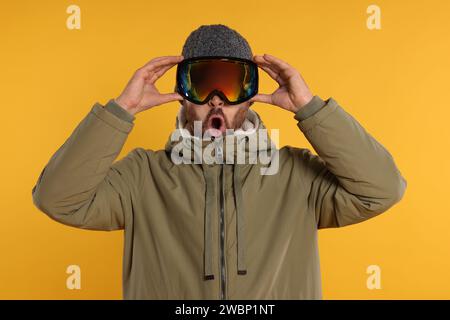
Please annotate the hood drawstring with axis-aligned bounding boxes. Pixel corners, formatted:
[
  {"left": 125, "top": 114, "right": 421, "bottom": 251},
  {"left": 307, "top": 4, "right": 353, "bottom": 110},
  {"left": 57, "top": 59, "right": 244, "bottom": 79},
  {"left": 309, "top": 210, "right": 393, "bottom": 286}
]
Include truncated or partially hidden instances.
[
  {"left": 233, "top": 163, "right": 247, "bottom": 275},
  {"left": 202, "top": 166, "right": 215, "bottom": 280}
]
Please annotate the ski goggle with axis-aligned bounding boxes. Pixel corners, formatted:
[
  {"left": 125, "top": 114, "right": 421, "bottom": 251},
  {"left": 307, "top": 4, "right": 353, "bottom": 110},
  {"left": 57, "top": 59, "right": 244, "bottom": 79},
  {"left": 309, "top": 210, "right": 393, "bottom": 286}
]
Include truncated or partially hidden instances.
[{"left": 175, "top": 56, "right": 258, "bottom": 105}]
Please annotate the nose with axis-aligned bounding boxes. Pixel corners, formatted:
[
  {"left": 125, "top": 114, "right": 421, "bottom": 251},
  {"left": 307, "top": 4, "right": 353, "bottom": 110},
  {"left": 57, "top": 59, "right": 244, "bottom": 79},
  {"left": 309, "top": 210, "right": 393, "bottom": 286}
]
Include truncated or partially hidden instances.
[{"left": 208, "top": 94, "right": 225, "bottom": 108}]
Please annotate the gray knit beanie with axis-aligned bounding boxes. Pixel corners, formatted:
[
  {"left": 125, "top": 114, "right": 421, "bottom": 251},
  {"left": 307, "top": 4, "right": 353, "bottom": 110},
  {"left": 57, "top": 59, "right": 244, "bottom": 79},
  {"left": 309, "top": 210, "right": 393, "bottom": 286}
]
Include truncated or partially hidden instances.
[{"left": 181, "top": 24, "right": 253, "bottom": 60}]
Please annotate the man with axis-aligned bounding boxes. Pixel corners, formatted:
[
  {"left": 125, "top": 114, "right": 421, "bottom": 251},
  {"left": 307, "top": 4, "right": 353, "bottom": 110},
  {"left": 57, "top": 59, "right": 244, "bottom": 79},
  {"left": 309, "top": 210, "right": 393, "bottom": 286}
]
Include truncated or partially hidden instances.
[{"left": 32, "top": 24, "right": 407, "bottom": 299}]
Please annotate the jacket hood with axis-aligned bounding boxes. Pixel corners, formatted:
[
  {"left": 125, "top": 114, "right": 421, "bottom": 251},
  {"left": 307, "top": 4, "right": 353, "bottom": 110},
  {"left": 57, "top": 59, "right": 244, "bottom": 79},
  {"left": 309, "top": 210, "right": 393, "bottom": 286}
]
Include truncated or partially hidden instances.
[
  {"left": 164, "top": 104, "right": 278, "bottom": 281},
  {"left": 164, "top": 104, "right": 276, "bottom": 163}
]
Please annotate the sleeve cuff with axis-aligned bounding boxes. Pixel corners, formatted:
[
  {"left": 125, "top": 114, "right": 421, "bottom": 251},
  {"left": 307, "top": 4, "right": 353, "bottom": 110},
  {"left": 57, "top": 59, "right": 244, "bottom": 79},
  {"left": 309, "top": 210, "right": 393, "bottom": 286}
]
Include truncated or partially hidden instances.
[
  {"left": 91, "top": 102, "right": 134, "bottom": 134},
  {"left": 104, "top": 99, "right": 136, "bottom": 123},
  {"left": 296, "top": 97, "right": 340, "bottom": 133},
  {"left": 293, "top": 95, "right": 327, "bottom": 122}
]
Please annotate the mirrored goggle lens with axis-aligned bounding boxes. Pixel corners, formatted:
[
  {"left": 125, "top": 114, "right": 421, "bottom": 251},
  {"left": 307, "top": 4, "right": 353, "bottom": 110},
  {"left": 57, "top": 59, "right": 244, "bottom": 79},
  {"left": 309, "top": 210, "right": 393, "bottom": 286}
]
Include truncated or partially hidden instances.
[{"left": 179, "top": 59, "right": 256, "bottom": 104}]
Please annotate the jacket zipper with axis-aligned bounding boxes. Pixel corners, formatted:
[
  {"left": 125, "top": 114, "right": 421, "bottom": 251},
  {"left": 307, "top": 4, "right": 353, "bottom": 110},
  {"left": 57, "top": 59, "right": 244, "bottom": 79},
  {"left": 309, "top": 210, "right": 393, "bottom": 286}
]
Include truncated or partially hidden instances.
[
  {"left": 219, "top": 164, "right": 227, "bottom": 299},
  {"left": 217, "top": 145, "right": 227, "bottom": 300}
]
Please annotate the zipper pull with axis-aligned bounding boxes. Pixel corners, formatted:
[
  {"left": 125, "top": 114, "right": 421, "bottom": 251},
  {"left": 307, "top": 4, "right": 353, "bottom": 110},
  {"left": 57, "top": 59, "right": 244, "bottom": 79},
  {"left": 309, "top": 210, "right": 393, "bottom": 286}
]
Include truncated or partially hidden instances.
[{"left": 215, "top": 143, "right": 223, "bottom": 164}]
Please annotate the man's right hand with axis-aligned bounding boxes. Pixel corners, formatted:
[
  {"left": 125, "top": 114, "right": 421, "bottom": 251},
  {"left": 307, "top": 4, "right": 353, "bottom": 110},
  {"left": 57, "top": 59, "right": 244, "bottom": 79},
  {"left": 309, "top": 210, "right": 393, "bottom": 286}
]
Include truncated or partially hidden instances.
[{"left": 115, "top": 55, "right": 185, "bottom": 115}]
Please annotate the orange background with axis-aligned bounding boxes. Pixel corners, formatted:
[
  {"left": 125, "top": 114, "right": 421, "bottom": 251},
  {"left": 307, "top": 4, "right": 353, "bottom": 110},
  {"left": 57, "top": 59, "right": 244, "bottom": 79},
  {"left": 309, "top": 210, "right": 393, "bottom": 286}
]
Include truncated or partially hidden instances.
[{"left": 1, "top": 0, "right": 449, "bottom": 299}]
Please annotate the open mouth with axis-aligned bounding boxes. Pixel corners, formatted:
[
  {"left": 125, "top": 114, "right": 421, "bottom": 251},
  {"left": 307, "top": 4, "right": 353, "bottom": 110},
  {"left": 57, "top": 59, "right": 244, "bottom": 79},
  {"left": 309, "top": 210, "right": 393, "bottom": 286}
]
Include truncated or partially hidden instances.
[
  {"left": 211, "top": 117, "right": 222, "bottom": 129},
  {"left": 206, "top": 115, "right": 226, "bottom": 137}
]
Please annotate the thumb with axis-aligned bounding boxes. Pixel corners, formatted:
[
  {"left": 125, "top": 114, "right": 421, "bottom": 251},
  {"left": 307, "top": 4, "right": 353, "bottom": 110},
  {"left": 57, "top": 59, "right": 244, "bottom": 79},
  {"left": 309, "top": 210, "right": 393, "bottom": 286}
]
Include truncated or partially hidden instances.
[
  {"left": 250, "top": 93, "right": 272, "bottom": 105},
  {"left": 158, "top": 92, "right": 184, "bottom": 105}
]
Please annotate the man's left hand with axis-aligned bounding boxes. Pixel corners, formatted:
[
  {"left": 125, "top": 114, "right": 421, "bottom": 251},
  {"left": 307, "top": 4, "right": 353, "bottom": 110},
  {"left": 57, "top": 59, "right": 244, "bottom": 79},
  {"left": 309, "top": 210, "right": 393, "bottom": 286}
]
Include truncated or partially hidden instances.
[{"left": 249, "top": 54, "right": 314, "bottom": 114}]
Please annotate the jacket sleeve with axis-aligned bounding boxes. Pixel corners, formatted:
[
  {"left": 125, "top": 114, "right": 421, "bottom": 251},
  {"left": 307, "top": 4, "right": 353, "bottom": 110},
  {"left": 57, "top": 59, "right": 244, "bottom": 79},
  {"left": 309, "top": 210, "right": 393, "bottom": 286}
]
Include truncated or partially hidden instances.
[
  {"left": 294, "top": 96, "right": 407, "bottom": 229},
  {"left": 32, "top": 99, "right": 142, "bottom": 231}
]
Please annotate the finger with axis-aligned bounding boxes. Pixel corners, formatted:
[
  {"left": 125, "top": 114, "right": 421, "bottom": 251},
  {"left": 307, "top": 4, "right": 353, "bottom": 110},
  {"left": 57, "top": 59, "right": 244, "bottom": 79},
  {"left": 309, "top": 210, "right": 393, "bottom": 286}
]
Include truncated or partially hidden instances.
[
  {"left": 255, "top": 54, "right": 295, "bottom": 83},
  {"left": 138, "top": 56, "right": 176, "bottom": 75},
  {"left": 156, "top": 92, "right": 185, "bottom": 105},
  {"left": 254, "top": 55, "right": 279, "bottom": 75},
  {"left": 249, "top": 93, "right": 272, "bottom": 105},
  {"left": 254, "top": 56, "right": 286, "bottom": 85},
  {"left": 254, "top": 54, "right": 279, "bottom": 70},
  {"left": 253, "top": 54, "right": 270, "bottom": 65},
  {"left": 140, "top": 55, "right": 183, "bottom": 74},
  {"left": 147, "top": 62, "right": 178, "bottom": 84},
  {"left": 136, "top": 57, "right": 182, "bottom": 82},
  {"left": 142, "top": 55, "right": 183, "bottom": 67},
  {"left": 144, "top": 56, "right": 183, "bottom": 73},
  {"left": 258, "top": 63, "right": 285, "bottom": 85},
  {"left": 261, "top": 53, "right": 291, "bottom": 72}
]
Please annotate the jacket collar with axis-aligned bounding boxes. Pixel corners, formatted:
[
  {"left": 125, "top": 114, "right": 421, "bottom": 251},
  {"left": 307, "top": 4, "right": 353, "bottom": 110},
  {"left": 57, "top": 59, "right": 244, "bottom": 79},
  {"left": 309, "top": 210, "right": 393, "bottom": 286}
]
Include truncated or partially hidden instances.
[{"left": 164, "top": 105, "right": 276, "bottom": 164}]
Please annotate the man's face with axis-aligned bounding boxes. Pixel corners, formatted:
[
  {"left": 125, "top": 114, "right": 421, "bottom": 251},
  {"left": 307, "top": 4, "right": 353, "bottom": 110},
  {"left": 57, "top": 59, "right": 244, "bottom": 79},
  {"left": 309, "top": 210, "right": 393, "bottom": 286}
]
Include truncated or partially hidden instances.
[{"left": 182, "top": 94, "right": 253, "bottom": 138}]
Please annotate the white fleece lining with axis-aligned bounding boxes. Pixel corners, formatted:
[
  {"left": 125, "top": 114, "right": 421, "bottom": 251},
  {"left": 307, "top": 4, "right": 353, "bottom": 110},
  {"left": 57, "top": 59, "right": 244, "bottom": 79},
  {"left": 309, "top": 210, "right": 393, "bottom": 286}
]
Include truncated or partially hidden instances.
[{"left": 176, "top": 102, "right": 260, "bottom": 140}]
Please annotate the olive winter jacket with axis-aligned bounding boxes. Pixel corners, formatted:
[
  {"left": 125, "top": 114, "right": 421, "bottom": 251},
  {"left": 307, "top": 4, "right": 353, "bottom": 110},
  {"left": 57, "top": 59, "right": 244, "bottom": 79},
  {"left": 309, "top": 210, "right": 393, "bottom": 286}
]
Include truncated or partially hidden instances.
[{"left": 32, "top": 95, "right": 407, "bottom": 299}]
